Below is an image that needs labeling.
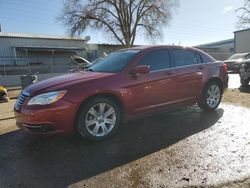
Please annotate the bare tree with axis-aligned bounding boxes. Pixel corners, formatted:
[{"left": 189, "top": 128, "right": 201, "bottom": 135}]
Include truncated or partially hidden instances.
[
  {"left": 59, "top": 0, "right": 178, "bottom": 47},
  {"left": 236, "top": 0, "right": 250, "bottom": 29}
]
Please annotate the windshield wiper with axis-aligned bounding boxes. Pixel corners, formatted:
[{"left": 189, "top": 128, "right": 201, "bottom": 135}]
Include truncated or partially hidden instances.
[{"left": 86, "top": 68, "right": 94, "bottom": 72}]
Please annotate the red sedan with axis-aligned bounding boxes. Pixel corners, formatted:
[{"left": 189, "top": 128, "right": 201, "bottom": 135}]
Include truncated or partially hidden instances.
[{"left": 14, "top": 46, "right": 228, "bottom": 140}]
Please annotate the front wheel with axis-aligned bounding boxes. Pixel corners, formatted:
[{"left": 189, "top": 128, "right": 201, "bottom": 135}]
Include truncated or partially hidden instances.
[
  {"left": 198, "top": 81, "right": 222, "bottom": 111},
  {"left": 76, "top": 97, "right": 121, "bottom": 141}
]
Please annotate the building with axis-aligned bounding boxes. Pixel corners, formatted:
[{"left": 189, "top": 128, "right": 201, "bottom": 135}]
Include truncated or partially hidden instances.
[
  {"left": 195, "top": 39, "right": 234, "bottom": 60},
  {"left": 0, "top": 32, "right": 129, "bottom": 86},
  {"left": 234, "top": 28, "right": 250, "bottom": 53},
  {"left": 96, "top": 44, "right": 127, "bottom": 56},
  {"left": 0, "top": 32, "right": 88, "bottom": 75}
]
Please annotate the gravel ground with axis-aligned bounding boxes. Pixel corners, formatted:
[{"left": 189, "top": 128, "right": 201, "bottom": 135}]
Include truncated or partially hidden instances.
[
  {"left": 222, "top": 86, "right": 250, "bottom": 108},
  {"left": 0, "top": 73, "right": 249, "bottom": 187},
  {"left": 0, "top": 104, "right": 249, "bottom": 187},
  {"left": 69, "top": 104, "right": 250, "bottom": 188}
]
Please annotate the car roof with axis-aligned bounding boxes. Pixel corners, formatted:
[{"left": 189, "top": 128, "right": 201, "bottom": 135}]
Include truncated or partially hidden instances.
[
  {"left": 231, "top": 52, "right": 250, "bottom": 56},
  {"left": 125, "top": 45, "right": 193, "bottom": 50},
  {"left": 130, "top": 45, "right": 175, "bottom": 50},
  {"left": 120, "top": 45, "right": 206, "bottom": 55}
]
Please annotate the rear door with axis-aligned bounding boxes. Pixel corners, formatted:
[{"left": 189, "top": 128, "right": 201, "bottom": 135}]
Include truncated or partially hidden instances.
[
  {"left": 126, "top": 49, "right": 177, "bottom": 114},
  {"left": 171, "top": 48, "right": 207, "bottom": 103}
]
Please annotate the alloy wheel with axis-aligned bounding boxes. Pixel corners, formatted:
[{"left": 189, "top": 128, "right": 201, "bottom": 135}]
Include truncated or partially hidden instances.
[
  {"left": 85, "top": 103, "right": 116, "bottom": 137},
  {"left": 206, "top": 85, "right": 221, "bottom": 108}
]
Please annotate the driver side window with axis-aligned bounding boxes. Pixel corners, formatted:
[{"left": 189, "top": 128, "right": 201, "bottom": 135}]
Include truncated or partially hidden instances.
[{"left": 137, "top": 49, "right": 171, "bottom": 71}]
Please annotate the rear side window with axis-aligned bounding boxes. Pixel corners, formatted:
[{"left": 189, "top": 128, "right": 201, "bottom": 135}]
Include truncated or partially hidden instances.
[
  {"left": 173, "top": 49, "right": 201, "bottom": 67},
  {"left": 137, "top": 49, "right": 171, "bottom": 71},
  {"left": 201, "top": 53, "right": 215, "bottom": 63}
]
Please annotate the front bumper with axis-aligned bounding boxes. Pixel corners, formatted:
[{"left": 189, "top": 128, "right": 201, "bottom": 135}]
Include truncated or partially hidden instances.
[{"left": 14, "top": 99, "right": 79, "bottom": 135}]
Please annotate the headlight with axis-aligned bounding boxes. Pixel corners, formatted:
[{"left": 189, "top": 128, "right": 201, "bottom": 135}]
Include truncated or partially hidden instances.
[{"left": 27, "top": 90, "right": 67, "bottom": 106}]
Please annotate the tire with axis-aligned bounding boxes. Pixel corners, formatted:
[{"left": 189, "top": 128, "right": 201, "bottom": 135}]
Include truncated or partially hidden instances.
[
  {"left": 240, "top": 77, "right": 249, "bottom": 86},
  {"left": 198, "top": 81, "right": 222, "bottom": 111},
  {"left": 76, "top": 97, "right": 121, "bottom": 141}
]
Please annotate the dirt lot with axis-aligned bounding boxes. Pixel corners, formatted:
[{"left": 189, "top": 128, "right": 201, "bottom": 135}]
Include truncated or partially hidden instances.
[
  {"left": 0, "top": 103, "right": 250, "bottom": 187},
  {"left": 223, "top": 86, "right": 250, "bottom": 108},
  {"left": 0, "top": 74, "right": 250, "bottom": 188}
]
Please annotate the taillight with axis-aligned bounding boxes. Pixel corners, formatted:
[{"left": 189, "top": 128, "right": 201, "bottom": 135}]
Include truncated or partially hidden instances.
[{"left": 223, "top": 63, "right": 228, "bottom": 72}]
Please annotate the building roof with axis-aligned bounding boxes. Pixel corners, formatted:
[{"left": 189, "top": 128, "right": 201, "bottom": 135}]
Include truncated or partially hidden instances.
[
  {"left": 195, "top": 38, "right": 234, "bottom": 48},
  {"left": 0, "top": 32, "right": 87, "bottom": 41},
  {"left": 234, "top": 28, "right": 250, "bottom": 33},
  {"left": 15, "top": 46, "right": 85, "bottom": 51}
]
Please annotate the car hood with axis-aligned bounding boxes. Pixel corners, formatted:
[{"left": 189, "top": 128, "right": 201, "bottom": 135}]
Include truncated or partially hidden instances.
[
  {"left": 224, "top": 60, "right": 242, "bottom": 64},
  {"left": 243, "top": 59, "right": 250, "bottom": 64},
  {"left": 24, "top": 71, "right": 114, "bottom": 96}
]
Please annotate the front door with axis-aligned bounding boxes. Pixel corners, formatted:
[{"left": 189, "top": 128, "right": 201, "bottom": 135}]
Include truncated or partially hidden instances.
[{"left": 125, "top": 49, "right": 177, "bottom": 115}]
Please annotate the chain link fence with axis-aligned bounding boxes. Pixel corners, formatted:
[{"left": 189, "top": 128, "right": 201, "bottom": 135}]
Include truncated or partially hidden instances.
[
  {"left": 0, "top": 55, "right": 80, "bottom": 76},
  {"left": 0, "top": 52, "right": 234, "bottom": 76}
]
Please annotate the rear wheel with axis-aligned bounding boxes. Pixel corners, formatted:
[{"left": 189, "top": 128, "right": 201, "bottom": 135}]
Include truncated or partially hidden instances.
[
  {"left": 76, "top": 97, "right": 121, "bottom": 141},
  {"left": 198, "top": 81, "right": 222, "bottom": 111}
]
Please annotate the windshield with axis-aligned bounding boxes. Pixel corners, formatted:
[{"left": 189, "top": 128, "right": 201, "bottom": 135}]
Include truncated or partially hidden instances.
[
  {"left": 228, "top": 53, "right": 247, "bottom": 60},
  {"left": 88, "top": 50, "right": 140, "bottom": 73},
  {"left": 91, "top": 57, "right": 102, "bottom": 65}
]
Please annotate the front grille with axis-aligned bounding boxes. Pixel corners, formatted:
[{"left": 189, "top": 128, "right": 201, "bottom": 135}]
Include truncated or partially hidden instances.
[{"left": 15, "top": 93, "right": 28, "bottom": 111}]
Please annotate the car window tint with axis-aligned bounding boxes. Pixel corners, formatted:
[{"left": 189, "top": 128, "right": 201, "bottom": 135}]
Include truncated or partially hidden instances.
[
  {"left": 89, "top": 50, "right": 139, "bottom": 72},
  {"left": 196, "top": 53, "right": 202, "bottom": 64},
  {"left": 201, "top": 53, "right": 215, "bottom": 63},
  {"left": 173, "top": 49, "right": 200, "bottom": 67},
  {"left": 137, "top": 49, "right": 171, "bottom": 71}
]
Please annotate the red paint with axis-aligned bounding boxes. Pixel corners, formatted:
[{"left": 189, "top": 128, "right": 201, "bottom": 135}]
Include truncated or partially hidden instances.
[{"left": 14, "top": 46, "right": 228, "bottom": 135}]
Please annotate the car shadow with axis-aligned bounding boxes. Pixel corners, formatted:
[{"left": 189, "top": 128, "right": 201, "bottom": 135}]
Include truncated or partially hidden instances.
[
  {"left": 239, "top": 85, "right": 250, "bottom": 93},
  {"left": 0, "top": 106, "right": 224, "bottom": 188}
]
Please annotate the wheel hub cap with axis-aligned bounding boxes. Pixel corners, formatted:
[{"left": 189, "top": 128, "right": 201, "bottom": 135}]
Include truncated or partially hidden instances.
[
  {"left": 97, "top": 115, "right": 104, "bottom": 123},
  {"left": 206, "top": 85, "right": 221, "bottom": 108},
  {"left": 85, "top": 103, "right": 116, "bottom": 137}
]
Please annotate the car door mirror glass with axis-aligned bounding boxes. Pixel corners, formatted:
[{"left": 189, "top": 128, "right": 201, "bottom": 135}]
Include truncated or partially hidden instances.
[{"left": 130, "top": 65, "right": 150, "bottom": 75}]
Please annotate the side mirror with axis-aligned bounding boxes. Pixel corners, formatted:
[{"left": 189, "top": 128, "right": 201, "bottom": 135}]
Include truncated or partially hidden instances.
[{"left": 130, "top": 65, "right": 150, "bottom": 76}]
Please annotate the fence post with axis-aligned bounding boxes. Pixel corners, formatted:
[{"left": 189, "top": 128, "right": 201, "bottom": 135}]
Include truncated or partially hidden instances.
[
  {"left": 26, "top": 49, "right": 31, "bottom": 74},
  {"left": 50, "top": 50, "right": 54, "bottom": 73},
  {"left": 28, "top": 57, "right": 31, "bottom": 74},
  {"left": 3, "top": 60, "right": 6, "bottom": 76}
]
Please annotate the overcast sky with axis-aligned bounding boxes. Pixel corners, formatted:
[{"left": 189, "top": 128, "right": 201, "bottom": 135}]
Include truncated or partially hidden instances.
[{"left": 0, "top": 0, "right": 245, "bottom": 46}]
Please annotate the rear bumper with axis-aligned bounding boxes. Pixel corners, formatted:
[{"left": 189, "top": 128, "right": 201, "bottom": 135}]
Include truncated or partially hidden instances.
[{"left": 14, "top": 99, "right": 79, "bottom": 135}]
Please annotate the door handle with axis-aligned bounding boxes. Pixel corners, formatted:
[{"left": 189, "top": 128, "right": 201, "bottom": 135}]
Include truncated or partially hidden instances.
[
  {"left": 198, "top": 65, "right": 206, "bottom": 70},
  {"left": 165, "top": 71, "right": 175, "bottom": 76}
]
